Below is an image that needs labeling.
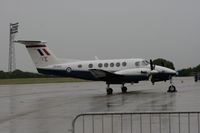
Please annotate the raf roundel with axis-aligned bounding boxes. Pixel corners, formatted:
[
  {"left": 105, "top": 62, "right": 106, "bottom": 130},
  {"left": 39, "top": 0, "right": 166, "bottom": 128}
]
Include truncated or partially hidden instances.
[{"left": 66, "top": 67, "right": 72, "bottom": 73}]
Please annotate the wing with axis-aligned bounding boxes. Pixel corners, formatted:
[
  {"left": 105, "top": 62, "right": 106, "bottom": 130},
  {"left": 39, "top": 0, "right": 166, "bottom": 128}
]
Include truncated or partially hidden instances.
[
  {"left": 89, "top": 68, "right": 150, "bottom": 83},
  {"left": 89, "top": 69, "right": 123, "bottom": 80}
]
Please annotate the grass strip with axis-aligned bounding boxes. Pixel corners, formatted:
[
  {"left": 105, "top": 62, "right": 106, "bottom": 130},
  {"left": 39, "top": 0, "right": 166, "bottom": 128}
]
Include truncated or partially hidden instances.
[{"left": 0, "top": 78, "right": 85, "bottom": 85}]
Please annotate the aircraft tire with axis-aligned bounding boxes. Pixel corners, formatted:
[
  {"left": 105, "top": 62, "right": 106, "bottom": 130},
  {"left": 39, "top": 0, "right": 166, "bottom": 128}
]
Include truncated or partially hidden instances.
[
  {"left": 107, "top": 88, "right": 113, "bottom": 95},
  {"left": 167, "top": 85, "right": 177, "bottom": 93},
  {"left": 121, "top": 86, "right": 127, "bottom": 93}
]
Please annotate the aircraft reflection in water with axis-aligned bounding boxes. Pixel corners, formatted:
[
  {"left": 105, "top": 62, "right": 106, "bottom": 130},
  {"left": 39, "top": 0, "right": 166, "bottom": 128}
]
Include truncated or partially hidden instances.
[{"left": 15, "top": 40, "right": 177, "bottom": 95}]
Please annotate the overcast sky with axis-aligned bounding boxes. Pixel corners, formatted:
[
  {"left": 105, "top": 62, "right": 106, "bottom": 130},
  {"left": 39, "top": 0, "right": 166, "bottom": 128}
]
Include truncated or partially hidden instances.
[{"left": 1, "top": 0, "right": 200, "bottom": 72}]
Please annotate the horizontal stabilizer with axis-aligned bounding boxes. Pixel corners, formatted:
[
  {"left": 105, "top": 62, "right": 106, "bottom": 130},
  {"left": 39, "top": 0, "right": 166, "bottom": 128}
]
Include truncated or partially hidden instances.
[{"left": 14, "top": 40, "right": 46, "bottom": 45}]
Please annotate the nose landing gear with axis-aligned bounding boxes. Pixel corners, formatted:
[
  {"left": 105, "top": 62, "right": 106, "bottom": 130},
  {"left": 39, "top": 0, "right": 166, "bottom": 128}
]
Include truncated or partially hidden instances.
[
  {"left": 168, "top": 85, "right": 176, "bottom": 93},
  {"left": 167, "top": 77, "right": 177, "bottom": 93}
]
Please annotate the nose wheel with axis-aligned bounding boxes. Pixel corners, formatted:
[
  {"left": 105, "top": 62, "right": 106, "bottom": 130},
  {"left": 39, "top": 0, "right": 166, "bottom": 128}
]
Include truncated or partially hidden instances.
[
  {"left": 168, "top": 85, "right": 177, "bottom": 93},
  {"left": 167, "top": 77, "right": 177, "bottom": 93}
]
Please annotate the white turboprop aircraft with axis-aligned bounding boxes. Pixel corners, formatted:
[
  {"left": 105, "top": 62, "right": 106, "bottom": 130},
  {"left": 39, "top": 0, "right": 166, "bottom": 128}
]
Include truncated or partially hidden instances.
[{"left": 15, "top": 40, "right": 177, "bottom": 95}]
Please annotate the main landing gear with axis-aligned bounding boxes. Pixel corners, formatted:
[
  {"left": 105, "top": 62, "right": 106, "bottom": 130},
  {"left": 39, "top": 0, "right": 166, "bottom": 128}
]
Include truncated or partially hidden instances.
[
  {"left": 167, "top": 77, "right": 177, "bottom": 93},
  {"left": 121, "top": 84, "right": 127, "bottom": 93},
  {"left": 106, "top": 84, "right": 113, "bottom": 95},
  {"left": 106, "top": 83, "right": 128, "bottom": 95}
]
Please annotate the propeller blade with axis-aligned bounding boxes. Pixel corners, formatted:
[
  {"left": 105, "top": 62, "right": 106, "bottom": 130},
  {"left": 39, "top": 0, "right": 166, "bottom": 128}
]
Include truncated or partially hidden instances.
[{"left": 150, "top": 59, "right": 154, "bottom": 70}]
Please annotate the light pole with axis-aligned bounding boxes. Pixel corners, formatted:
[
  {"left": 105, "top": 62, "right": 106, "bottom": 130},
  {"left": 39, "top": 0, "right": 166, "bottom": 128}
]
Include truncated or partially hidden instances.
[{"left": 8, "top": 22, "right": 19, "bottom": 72}]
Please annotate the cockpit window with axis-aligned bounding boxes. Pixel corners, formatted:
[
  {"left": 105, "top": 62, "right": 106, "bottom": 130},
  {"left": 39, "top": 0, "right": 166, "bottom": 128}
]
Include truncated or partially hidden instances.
[{"left": 141, "top": 60, "right": 149, "bottom": 66}]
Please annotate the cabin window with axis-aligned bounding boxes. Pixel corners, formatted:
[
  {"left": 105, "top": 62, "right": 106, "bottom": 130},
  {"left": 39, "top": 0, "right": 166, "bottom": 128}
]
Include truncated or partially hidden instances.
[
  {"left": 88, "top": 64, "right": 93, "bottom": 68},
  {"left": 110, "top": 63, "right": 114, "bottom": 67},
  {"left": 116, "top": 62, "right": 120, "bottom": 67},
  {"left": 122, "top": 62, "right": 127, "bottom": 67},
  {"left": 104, "top": 63, "right": 108, "bottom": 67},
  {"left": 98, "top": 63, "right": 103, "bottom": 68},
  {"left": 78, "top": 64, "right": 82, "bottom": 68}
]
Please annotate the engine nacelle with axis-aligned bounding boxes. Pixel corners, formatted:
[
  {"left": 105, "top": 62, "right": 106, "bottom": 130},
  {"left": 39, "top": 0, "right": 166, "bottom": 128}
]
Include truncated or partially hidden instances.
[{"left": 115, "top": 68, "right": 151, "bottom": 76}]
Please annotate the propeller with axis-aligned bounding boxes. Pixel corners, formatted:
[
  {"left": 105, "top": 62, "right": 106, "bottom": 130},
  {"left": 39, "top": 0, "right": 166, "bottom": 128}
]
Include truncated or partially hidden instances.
[
  {"left": 150, "top": 59, "right": 155, "bottom": 70},
  {"left": 149, "top": 59, "right": 156, "bottom": 85}
]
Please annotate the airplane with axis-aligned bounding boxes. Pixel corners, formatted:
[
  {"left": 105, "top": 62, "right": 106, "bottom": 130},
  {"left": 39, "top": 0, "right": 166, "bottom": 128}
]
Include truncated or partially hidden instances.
[{"left": 15, "top": 40, "right": 177, "bottom": 95}]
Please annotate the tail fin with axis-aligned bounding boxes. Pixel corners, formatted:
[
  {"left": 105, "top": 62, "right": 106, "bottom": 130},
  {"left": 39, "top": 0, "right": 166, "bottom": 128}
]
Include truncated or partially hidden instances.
[{"left": 15, "top": 40, "right": 60, "bottom": 68}]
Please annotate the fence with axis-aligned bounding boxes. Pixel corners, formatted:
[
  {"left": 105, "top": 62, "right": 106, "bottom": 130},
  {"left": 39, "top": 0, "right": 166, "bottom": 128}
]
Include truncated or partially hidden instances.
[{"left": 72, "top": 111, "right": 200, "bottom": 133}]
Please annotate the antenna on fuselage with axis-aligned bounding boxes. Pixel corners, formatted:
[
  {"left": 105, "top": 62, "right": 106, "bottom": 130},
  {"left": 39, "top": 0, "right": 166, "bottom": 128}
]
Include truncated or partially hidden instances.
[{"left": 95, "top": 56, "right": 99, "bottom": 60}]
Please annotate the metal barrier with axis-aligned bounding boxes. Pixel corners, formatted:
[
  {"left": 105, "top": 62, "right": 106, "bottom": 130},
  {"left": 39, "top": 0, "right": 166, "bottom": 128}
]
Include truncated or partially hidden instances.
[{"left": 72, "top": 112, "right": 200, "bottom": 133}]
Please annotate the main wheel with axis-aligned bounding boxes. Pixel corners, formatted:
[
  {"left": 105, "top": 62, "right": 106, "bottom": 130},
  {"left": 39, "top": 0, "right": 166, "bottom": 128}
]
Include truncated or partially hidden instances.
[
  {"left": 121, "top": 86, "right": 127, "bottom": 93},
  {"left": 107, "top": 88, "right": 113, "bottom": 95},
  {"left": 167, "top": 85, "right": 177, "bottom": 93}
]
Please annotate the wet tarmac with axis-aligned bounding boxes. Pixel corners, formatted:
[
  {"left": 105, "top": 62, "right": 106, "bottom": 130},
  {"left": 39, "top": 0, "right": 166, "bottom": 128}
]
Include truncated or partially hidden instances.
[{"left": 0, "top": 77, "right": 199, "bottom": 133}]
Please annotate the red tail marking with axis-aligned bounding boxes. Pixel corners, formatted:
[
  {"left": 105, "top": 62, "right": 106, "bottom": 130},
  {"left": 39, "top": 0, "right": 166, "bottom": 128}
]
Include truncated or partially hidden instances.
[{"left": 42, "top": 49, "right": 51, "bottom": 56}]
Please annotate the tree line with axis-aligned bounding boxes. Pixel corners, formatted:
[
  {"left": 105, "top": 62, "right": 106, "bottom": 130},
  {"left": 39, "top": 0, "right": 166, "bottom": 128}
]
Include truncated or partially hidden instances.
[
  {"left": 153, "top": 58, "right": 200, "bottom": 76},
  {"left": 177, "top": 65, "right": 200, "bottom": 76},
  {"left": 0, "top": 69, "right": 56, "bottom": 79}
]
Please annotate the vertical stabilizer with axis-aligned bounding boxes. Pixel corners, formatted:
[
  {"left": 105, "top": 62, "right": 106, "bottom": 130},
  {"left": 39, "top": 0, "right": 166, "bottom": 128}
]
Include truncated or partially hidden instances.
[{"left": 15, "top": 40, "right": 60, "bottom": 68}]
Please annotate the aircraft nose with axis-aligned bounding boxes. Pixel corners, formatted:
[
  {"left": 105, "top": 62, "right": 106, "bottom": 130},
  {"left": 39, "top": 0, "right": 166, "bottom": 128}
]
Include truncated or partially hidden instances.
[
  {"left": 156, "top": 66, "right": 177, "bottom": 76},
  {"left": 165, "top": 68, "right": 177, "bottom": 75}
]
